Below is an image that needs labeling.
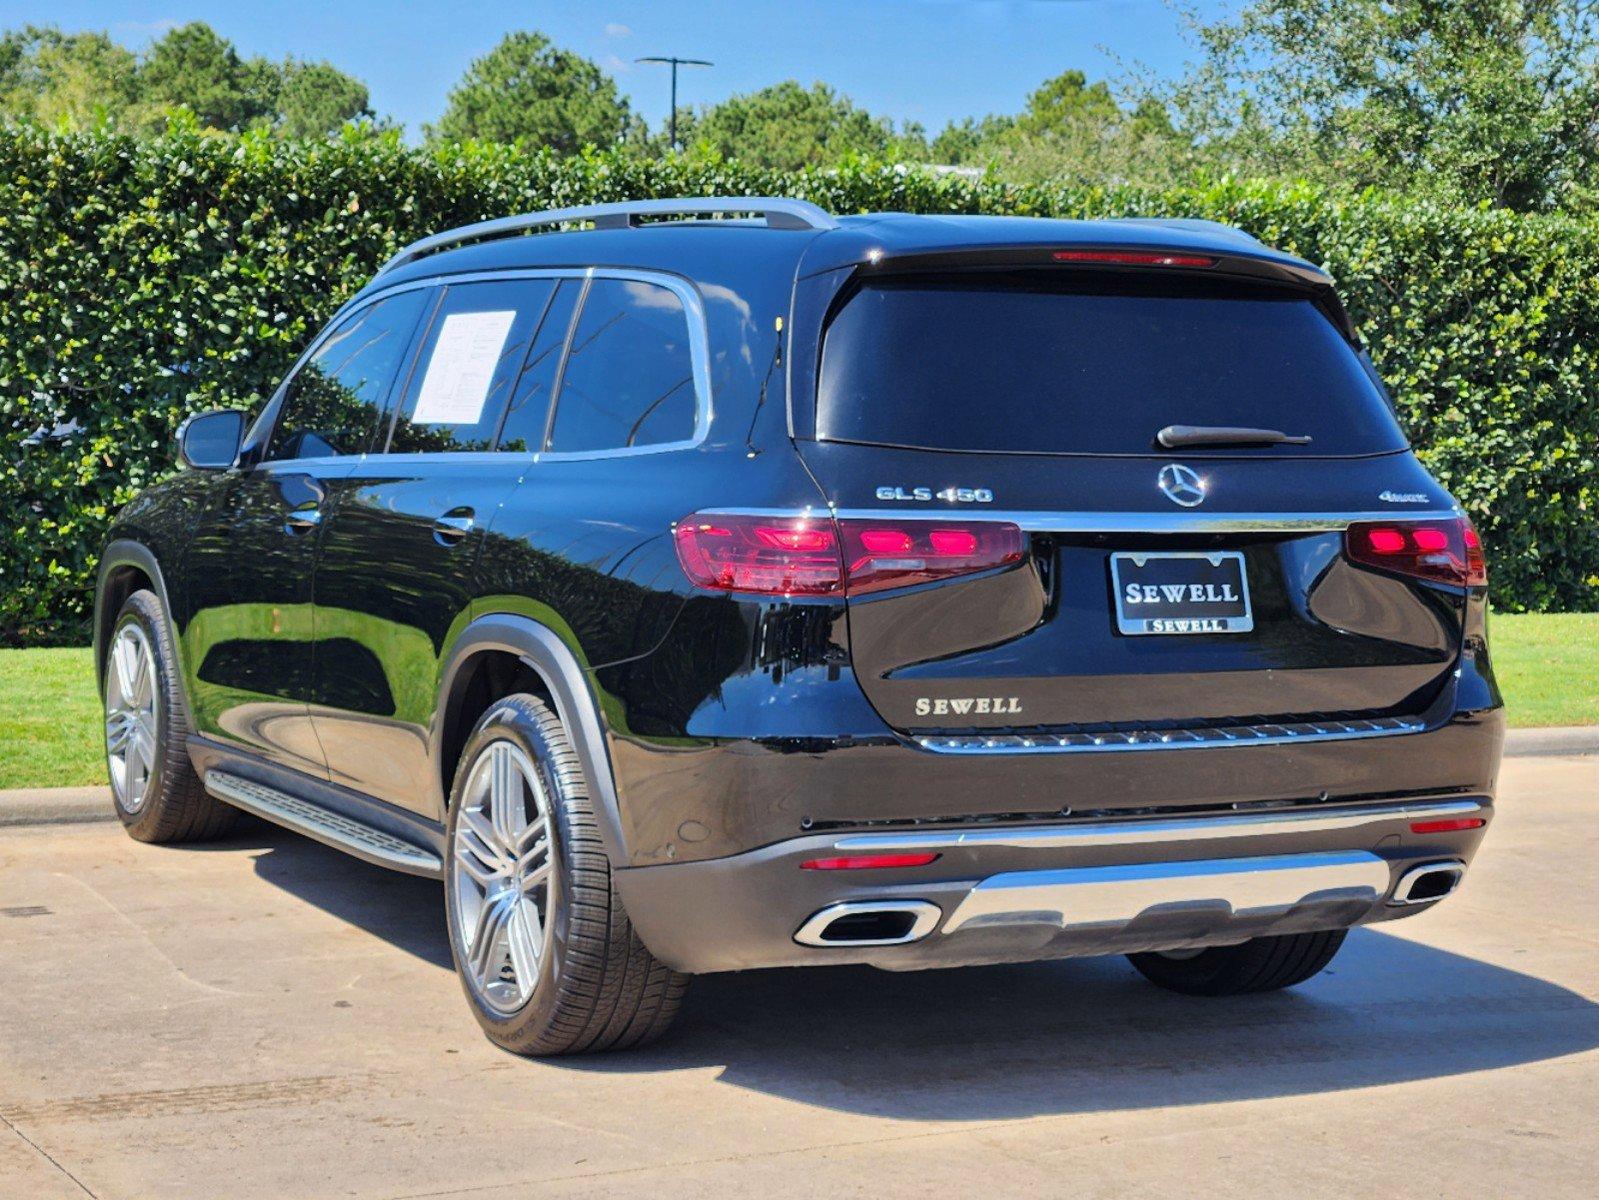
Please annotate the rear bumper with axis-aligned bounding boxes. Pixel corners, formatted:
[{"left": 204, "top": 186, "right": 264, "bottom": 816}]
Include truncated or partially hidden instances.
[
  {"left": 608, "top": 694, "right": 1505, "bottom": 867},
  {"left": 615, "top": 796, "right": 1490, "bottom": 974}
]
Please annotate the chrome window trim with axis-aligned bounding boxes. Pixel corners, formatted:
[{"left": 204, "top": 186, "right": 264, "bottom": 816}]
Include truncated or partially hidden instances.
[
  {"left": 829, "top": 798, "right": 1485, "bottom": 854},
  {"left": 266, "top": 266, "right": 714, "bottom": 464},
  {"left": 253, "top": 279, "right": 442, "bottom": 464}
]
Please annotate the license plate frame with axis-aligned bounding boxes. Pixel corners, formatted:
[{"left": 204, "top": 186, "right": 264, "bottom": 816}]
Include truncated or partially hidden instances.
[{"left": 1109, "top": 550, "right": 1253, "bottom": 636}]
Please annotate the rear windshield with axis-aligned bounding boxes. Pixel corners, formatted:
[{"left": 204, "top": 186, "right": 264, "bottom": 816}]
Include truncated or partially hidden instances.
[{"left": 815, "top": 275, "right": 1407, "bottom": 456}]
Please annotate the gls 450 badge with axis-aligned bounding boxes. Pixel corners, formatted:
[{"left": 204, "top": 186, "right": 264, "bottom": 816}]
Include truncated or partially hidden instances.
[{"left": 875, "top": 486, "right": 994, "bottom": 504}]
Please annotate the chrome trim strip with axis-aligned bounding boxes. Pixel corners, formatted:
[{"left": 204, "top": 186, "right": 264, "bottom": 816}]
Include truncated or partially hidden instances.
[
  {"left": 830, "top": 798, "right": 1485, "bottom": 853},
  {"left": 276, "top": 266, "right": 716, "bottom": 463},
  {"left": 1389, "top": 860, "right": 1465, "bottom": 906},
  {"left": 794, "top": 900, "right": 942, "bottom": 948},
  {"left": 205, "top": 771, "right": 442, "bottom": 878},
  {"left": 379, "top": 196, "right": 838, "bottom": 275},
  {"left": 829, "top": 507, "right": 1463, "bottom": 533},
  {"left": 915, "top": 715, "right": 1428, "bottom": 755},
  {"left": 941, "top": 850, "right": 1391, "bottom": 934}
]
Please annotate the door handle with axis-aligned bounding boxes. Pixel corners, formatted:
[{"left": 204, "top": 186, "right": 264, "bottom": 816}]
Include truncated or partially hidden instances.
[
  {"left": 432, "top": 507, "right": 476, "bottom": 546},
  {"left": 277, "top": 473, "right": 325, "bottom": 535},
  {"left": 284, "top": 505, "right": 322, "bottom": 533}
]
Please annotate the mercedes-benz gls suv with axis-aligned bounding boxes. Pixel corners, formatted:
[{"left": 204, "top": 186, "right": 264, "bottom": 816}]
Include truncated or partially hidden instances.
[{"left": 95, "top": 197, "right": 1503, "bottom": 1054}]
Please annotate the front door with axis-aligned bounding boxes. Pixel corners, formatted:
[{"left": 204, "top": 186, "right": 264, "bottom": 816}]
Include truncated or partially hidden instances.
[{"left": 182, "top": 287, "right": 433, "bottom": 775}]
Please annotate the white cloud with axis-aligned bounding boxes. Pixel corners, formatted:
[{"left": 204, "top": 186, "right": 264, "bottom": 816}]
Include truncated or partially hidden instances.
[
  {"left": 604, "top": 23, "right": 632, "bottom": 38},
  {"left": 601, "top": 54, "right": 632, "bottom": 74}
]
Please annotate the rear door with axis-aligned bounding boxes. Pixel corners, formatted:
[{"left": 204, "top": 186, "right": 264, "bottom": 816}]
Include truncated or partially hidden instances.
[
  {"left": 308, "top": 276, "right": 573, "bottom": 815},
  {"left": 796, "top": 268, "right": 1467, "bottom": 736}
]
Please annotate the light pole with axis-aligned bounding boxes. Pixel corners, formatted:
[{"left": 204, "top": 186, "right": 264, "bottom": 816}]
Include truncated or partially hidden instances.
[{"left": 635, "top": 56, "right": 713, "bottom": 152}]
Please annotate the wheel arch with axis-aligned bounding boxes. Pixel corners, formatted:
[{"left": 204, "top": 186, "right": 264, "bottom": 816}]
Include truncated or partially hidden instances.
[
  {"left": 95, "top": 541, "right": 181, "bottom": 700},
  {"left": 433, "top": 613, "right": 630, "bottom": 866}
]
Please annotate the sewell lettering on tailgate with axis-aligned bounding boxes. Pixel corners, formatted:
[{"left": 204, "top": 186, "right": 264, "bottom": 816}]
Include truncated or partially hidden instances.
[{"left": 914, "top": 696, "right": 1024, "bottom": 717}]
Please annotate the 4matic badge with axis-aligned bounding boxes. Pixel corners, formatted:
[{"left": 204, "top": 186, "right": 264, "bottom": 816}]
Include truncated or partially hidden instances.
[{"left": 875, "top": 486, "right": 995, "bottom": 503}]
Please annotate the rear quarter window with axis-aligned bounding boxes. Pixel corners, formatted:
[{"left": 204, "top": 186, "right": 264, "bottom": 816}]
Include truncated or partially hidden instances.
[
  {"left": 545, "top": 277, "right": 699, "bottom": 453},
  {"left": 815, "top": 274, "right": 1408, "bottom": 457}
]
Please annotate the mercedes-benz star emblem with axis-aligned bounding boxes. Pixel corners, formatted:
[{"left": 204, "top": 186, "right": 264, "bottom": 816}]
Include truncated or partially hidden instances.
[{"left": 1158, "top": 463, "right": 1207, "bottom": 508}]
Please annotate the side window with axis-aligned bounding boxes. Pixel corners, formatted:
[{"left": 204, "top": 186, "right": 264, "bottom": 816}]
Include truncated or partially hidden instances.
[
  {"left": 495, "top": 280, "right": 580, "bottom": 453},
  {"left": 266, "top": 290, "right": 429, "bottom": 461},
  {"left": 387, "top": 278, "right": 556, "bottom": 454},
  {"left": 546, "top": 277, "right": 699, "bottom": 453}
]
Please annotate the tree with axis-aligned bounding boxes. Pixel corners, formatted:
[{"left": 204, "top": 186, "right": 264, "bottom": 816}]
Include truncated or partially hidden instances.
[
  {"left": 680, "top": 80, "right": 921, "bottom": 169},
  {"left": 269, "top": 59, "right": 374, "bottom": 137},
  {"left": 929, "top": 114, "right": 1014, "bottom": 165},
  {"left": 0, "top": 25, "right": 138, "bottom": 128},
  {"left": 133, "top": 21, "right": 266, "bottom": 131},
  {"left": 0, "top": 21, "right": 377, "bottom": 138},
  {"left": 428, "top": 32, "right": 634, "bottom": 149},
  {"left": 1166, "top": 0, "right": 1599, "bottom": 211},
  {"left": 928, "top": 70, "right": 1187, "bottom": 185}
]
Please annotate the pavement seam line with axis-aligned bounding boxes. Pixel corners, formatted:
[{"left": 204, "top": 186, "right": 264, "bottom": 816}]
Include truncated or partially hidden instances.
[{"left": 0, "top": 1111, "right": 97, "bottom": 1198}]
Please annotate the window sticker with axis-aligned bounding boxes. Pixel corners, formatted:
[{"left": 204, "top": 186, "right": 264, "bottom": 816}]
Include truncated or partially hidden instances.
[{"left": 410, "top": 310, "right": 517, "bottom": 424}]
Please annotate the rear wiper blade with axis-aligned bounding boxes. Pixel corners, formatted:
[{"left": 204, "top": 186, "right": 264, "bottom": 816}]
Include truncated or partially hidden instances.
[{"left": 1156, "top": 424, "right": 1313, "bottom": 449}]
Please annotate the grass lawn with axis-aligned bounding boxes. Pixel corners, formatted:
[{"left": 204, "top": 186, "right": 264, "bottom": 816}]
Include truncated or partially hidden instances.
[
  {"left": 1, "top": 612, "right": 1594, "bottom": 790},
  {"left": 0, "top": 647, "right": 104, "bottom": 790},
  {"left": 1489, "top": 612, "right": 1599, "bottom": 728}
]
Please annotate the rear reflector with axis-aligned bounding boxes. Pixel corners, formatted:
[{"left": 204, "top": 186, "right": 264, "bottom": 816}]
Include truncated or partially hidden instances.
[
  {"left": 800, "top": 853, "right": 940, "bottom": 871},
  {"left": 674, "top": 512, "right": 1023, "bottom": 597},
  {"left": 1345, "top": 517, "right": 1489, "bottom": 588},
  {"left": 1410, "top": 817, "right": 1487, "bottom": 834},
  {"left": 1052, "top": 249, "right": 1217, "bottom": 269}
]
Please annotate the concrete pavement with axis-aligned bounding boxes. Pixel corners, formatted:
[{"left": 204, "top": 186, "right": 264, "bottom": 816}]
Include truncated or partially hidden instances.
[{"left": 0, "top": 753, "right": 1595, "bottom": 1199}]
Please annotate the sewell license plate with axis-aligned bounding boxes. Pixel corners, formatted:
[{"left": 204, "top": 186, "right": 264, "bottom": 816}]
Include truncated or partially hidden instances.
[{"left": 1110, "top": 551, "right": 1253, "bottom": 635}]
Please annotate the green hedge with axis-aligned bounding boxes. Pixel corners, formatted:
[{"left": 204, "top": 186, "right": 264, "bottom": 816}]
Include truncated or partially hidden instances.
[{"left": 1, "top": 127, "right": 1595, "bottom": 644}]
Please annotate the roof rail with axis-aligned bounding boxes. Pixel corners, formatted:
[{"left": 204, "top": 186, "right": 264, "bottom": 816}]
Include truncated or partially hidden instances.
[{"left": 377, "top": 196, "right": 838, "bottom": 275}]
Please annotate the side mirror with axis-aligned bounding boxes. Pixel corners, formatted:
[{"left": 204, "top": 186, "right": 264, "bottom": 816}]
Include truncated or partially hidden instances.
[{"left": 177, "top": 409, "right": 247, "bottom": 470}]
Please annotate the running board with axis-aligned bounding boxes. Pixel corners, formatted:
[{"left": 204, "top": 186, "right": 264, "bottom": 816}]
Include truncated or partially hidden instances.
[{"left": 204, "top": 771, "right": 443, "bottom": 878}]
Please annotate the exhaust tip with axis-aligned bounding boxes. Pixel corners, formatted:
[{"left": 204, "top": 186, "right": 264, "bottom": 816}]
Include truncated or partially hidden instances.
[
  {"left": 1390, "top": 861, "right": 1465, "bottom": 906},
  {"left": 794, "top": 900, "right": 941, "bottom": 947}
]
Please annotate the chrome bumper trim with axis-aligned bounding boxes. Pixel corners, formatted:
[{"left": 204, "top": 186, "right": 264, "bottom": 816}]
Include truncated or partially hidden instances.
[
  {"left": 914, "top": 714, "right": 1427, "bottom": 755},
  {"left": 942, "top": 850, "right": 1392, "bottom": 934},
  {"left": 831, "top": 798, "right": 1484, "bottom": 854}
]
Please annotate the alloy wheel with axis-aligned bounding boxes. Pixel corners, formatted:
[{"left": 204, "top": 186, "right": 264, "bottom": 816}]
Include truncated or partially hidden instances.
[
  {"left": 105, "top": 623, "right": 159, "bottom": 812},
  {"left": 450, "top": 740, "right": 556, "bottom": 1015}
]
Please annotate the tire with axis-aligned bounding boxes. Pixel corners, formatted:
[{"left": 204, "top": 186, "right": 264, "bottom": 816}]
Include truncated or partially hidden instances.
[
  {"left": 103, "top": 589, "right": 238, "bottom": 843},
  {"left": 1127, "top": 929, "right": 1348, "bottom": 996},
  {"left": 442, "top": 693, "right": 687, "bottom": 1055}
]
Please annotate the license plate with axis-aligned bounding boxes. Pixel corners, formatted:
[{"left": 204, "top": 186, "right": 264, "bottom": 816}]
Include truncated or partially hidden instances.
[{"left": 1110, "top": 551, "right": 1253, "bottom": 635}]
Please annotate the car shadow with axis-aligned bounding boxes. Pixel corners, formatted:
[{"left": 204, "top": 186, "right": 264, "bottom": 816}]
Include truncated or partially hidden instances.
[{"left": 236, "top": 822, "right": 1599, "bottom": 1119}]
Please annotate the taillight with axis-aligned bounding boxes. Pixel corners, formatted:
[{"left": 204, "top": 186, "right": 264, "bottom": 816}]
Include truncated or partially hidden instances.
[
  {"left": 673, "top": 513, "right": 1024, "bottom": 597},
  {"left": 1345, "top": 517, "right": 1488, "bottom": 588},
  {"left": 673, "top": 514, "right": 843, "bottom": 595},
  {"left": 837, "top": 518, "right": 1023, "bottom": 595}
]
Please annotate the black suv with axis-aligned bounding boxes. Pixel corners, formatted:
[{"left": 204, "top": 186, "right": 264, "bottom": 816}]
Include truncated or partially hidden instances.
[{"left": 95, "top": 197, "right": 1503, "bottom": 1055}]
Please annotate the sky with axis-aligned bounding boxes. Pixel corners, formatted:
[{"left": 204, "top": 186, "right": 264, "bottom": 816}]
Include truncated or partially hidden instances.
[{"left": 0, "top": 1, "right": 1227, "bottom": 138}]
